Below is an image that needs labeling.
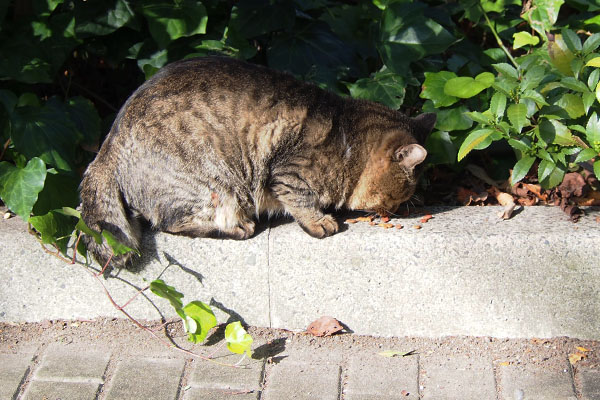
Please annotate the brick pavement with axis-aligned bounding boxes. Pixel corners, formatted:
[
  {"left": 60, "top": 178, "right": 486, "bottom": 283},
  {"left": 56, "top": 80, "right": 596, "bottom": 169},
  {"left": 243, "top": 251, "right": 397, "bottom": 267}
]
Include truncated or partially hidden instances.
[{"left": 2, "top": 341, "right": 598, "bottom": 400}]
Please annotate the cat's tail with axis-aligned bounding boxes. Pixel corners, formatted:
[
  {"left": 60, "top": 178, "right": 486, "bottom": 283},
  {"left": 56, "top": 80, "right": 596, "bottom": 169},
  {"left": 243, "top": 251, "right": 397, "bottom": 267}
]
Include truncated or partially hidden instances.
[{"left": 79, "top": 161, "right": 141, "bottom": 269}]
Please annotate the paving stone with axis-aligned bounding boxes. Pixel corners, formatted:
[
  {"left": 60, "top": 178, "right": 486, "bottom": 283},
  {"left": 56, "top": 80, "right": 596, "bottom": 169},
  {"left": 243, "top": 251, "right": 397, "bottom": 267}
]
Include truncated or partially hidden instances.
[
  {"left": 34, "top": 343, "right": 109, "bottom": 383},
  {"left": 22, "top": 381, "right": 100, "bottom": 400},
  {"left": 344, "top": 353, "right": 418, "bottom": 399},
  {"left": 499, "top": 365, "right": 576, "bottom": 400},
  {"left": 188, "top": 356, "right": 263, "bottom": 391},
  {"left": 262, "top": 360, "right": 341, "bottom": 400},
  {"left": 420, "top": 355, "right": 496, "bottom": 400},
  {"left": 0, "top": 351, "right": 35, "bottom": 400},
  {"left": 104, "top": 357, "right": 185, "bottom": 400},
  {"left": 581, "top": 369, "right": 600, "bottom": 400},
  {"left": 183, "top": 387, "right": 259, "bottom": 400}
]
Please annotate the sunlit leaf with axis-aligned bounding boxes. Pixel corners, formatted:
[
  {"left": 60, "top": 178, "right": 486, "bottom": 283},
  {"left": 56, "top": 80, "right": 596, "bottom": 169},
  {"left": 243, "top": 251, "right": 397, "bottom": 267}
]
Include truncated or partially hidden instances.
[
  {"left": 513, "top": 32, "right": 540, "bottom": 49},
  {"left": 511, "top": 155, "right": 536, "bottom": 185},
  {"left": 420, "top": 71, "right": 458, "bottom": 107},
  {"left": 225, "top": 321, "right": 253, "bottom": 357},
  {"left": 150, "top": 279, "right": 184, "bottom": 310},
  {"left": 0, "top": 157, "right": 46, "bottom": 220},
  {"left": 458, "top": 129, "right": 495, "bottom": 161},
  {"left": 507, "top": 103, "right": 529, "bottom": 133},
  {"left": 181, "top": 301, "right": 217, "bottom": 343}
]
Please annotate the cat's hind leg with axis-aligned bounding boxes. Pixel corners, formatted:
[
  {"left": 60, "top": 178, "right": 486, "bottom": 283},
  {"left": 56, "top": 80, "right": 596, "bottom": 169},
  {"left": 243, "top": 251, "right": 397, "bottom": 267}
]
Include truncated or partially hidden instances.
[{"left": 164, "top": 192, "right": 255, "bottom": 239}]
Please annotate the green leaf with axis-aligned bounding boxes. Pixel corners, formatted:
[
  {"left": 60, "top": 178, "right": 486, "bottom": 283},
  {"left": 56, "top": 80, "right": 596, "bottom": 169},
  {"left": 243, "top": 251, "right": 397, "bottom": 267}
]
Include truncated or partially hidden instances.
[
  {"left": 225, "top": 321, "right": 253, "bottom": 357},
  {"left": 420, "top": 71, "right": 459, "bottom": 107},
  {"left": 521, "top": 0, "right": 564, "bottom": 41},
  {"left": 511, "top": 155, "right": 536, "bottom": 185},
  {"left": 444, "top": 77, "right": 490, "bottom": 99},
  {"left": 521, "top": 90, "right": 548, "bottom": 107},
  {"left": 594, "top": 160, "right": 600, "bottom": 180},
  {"left": 550, "top": 119, "right": 575, "bottom": 146},
  {"left": 555, "top": 93, "right": 585, "bottom": 119},
  {"left": 574, "top": 148, "right": 598, "bottom": 163},
  {"left": 513, "top": 32, "right": 540, "bottom": 49},
  {"left": 588, "top": 69, "right": 600, "bottom": 91},
  {"left": 586, "top": 112, "right": 600, "bottom": 152},
  {"left": 540, "top": 161, "right": 566, "bottom": 189},
  {"left": 150, "top": 279, "right": 184, "bottom": 311},
  {"left": 28, "top": 210, "right": 77, "bottom": 255},
  {"left": 464, "top": 111, "right": 492, "bottom": 125},
  {"left": 348, "top": 70, "right": 406, "bottom": 109},
  {"left": 508, "top": 138, "right": 532, "bottom": 152},
  {"left": 583, "top": 92, "right": 596, "bottom": 114},
  {"left": 229, "top": 0, "right": 296, "bottom": 38},
  {"left": 561, "top": 28, "right": 582, "bottom": 53},
  {"left": 457, "top": 129, "right": 495, "bottom": 161},
  {"left": 493, "top": 63, "right": 519, "bottom": 80},
  {"left": 181, "top": 301, "right": 217, "bottom": 344},
  {"left": 549, "top": 34, "right": 576, "bottom": 76},
  {"left": 11, "top": 100, "right": 80, "bottom": 171},
  {"left": 475, "top": 72, "right": 495, "bottom": 87},
  {"left": 101, "top": 230, "right": 139, "bottom": 256},
  {"left": 561, "top": 77, "right": 590, "bottom": 93},
  {"left": 0, "top": 157, "right": 46, "bottom": 220},
  {"left": 490, "top": 92, "right": 507, "bottom": 119},
  {"left": 424, "top": 131, "right": 457, "bottom": 165},
  {"left": 74, "top": 0, "right": 136, "bottom": 37},
  {"left": 583, "top": 33, "right": 600, "bottom": 55},
  {"left": 586, "top": 57, "right": 600, "bottom": 67},
  {"left": 431, "top": 106, "right": 474, "bottom": 132},
  {"left": 378, "top": 2, "right": 456, "bottom": 73},
  {"left": 61, "top": 207, "right": 102, "bottom": 245},
  {"left": 139, "top": 0, "right": 208, "bottom": 48},
  {"left": 33, "top": 172, "right": 80, "bottom": 216},
  {"left": 507, "top": 103, "right": 529, "bottom": 133},
  {"left": 65, "top": 97, "right": 101, "bottom": 147},
  {"left": 493, "top": 80, "right": 519, "bottom": 97},
  {"left": 538, "top": 159, "right": 555, "bottom": 183}
]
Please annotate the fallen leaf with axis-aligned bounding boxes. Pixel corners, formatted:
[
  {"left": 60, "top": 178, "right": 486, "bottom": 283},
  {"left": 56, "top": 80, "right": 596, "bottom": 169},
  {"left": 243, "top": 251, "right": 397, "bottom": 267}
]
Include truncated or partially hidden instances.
[
  {"left": 559, "top": 198, "right": 584, "bottom": 222},
  {"left": 413, "top": 225, "right": 422, "bottom": 229},
  {"left": 401, "top": 389, "right": 410, "bottom": 396},
  {"left": 378, "top": 223, "right": 394, "bottom": 229},
  {"left": 490, "top": 187, "right": 516, "bottom": 219},
  {"left": 306, "top": 316, "right": 343, "bottom": 337},
  {"left": 574, "top": 190, "right": 600, "bottom": 206},
  {"left": 576, "top": 346, "right": 591, "bottom": 352},
  {"left": 499, "top": 361, "right": 510, "bottom": 366},
  {"left": 380, "top": 216, "right": 390, "bottom": 223},
  {"left": 558, "top": 172, "right": 587, "bottom": 198},
  {"left": 569, "top": 352, "right": 587, "bottom": 365},
  {"left": 457, "top": 187, "right": 488, "bottom": 205},
  {"left": 395, "top": 224, "right": 403, "bottom": 229},
  {"left": 378, "top": 350, "right": 417, "bottom": 357},
  {"left": 369, "top": 221, "right": 376, "bottom": 226},
  {"left": 345, "top": 218, "right": 358, "bottom": 224},
  {"left": 420, "top": 214, "right": 433, "bottom": 223}
]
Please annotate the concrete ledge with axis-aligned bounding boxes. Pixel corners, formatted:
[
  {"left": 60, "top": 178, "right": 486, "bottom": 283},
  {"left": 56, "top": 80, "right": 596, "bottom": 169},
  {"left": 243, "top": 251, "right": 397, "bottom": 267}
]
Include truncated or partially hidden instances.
[{"left": 1, "top": 206, "right": 599, "bottom": 339}]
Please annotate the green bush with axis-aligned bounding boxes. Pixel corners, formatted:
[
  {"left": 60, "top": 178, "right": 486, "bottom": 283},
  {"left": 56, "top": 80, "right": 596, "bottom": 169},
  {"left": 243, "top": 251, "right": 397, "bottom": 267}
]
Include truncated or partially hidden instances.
[{"left": 1, "top": 0, "right": 599, "bottom": 251}]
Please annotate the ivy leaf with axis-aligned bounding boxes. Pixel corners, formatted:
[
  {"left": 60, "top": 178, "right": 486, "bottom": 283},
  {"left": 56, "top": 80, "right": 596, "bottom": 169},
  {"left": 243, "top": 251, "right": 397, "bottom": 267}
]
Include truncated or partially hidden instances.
[
  {"left": 513, "top": 32, "right": 540, "bottom": 49},
  {"left": 347, "top": 70, "right": 406, "bottom": 109},
  {"left": 28, "top": 210, "right": 77, "bottom": 255},
  {"left": 139, "top": 0, "right": 208, "bottom": 49},
  {"left": 101, "top": 230, "right": 139, "bottom": 256},
  {"left": 225, "top": 321, "right": 253, "bottom": 357},
  {"left": 61, "top": 207, "right": 103, "bottom": 245},
  {"left": 511, "top": 155, "right": 536, "bottom": 185},
  {"left": 0, "top": 157, "right": 46, "bottom": 220},
  {"left": 181, "top": 301, "right": 217, "bottom": 343},
  {"left": 420, "top": 71, "right": 458, "bottom": 107},
  {"left": 457, "top": 129, "right": 495, "bottom": 161},
  {"left": 74, "top": 0, "right": 137, "bottom": 37},
  {"left": 229, "top": 0, "right": 296, "bottom": 38},
  {"left": 150, "top": 279, "right": 184, "bottom": 311},
  {"left": 507, "top": 103, "right": 529, "bottom": 133}
]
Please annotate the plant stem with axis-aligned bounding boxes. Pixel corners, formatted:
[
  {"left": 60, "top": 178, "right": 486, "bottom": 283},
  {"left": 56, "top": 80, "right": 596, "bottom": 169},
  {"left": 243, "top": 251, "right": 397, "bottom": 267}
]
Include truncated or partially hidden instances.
[{"left": 479, "top": 3, "right": 519, "bottom": 69}]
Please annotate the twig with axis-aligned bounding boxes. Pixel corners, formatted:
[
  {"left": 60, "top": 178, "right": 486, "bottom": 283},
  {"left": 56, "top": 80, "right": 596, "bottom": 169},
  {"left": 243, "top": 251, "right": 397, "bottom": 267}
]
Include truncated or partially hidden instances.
[
  {"left": 479, "top": 4, "right": 520, "bottom": 69},
  {"left": 71, "top": 231, "right": 83, "bottom": 264},
  {"left": 96, "top": 254, "right": 113, "bottom": 276},
  {"left": 0, "top": 138, "right": 10, "bottom": 161}
]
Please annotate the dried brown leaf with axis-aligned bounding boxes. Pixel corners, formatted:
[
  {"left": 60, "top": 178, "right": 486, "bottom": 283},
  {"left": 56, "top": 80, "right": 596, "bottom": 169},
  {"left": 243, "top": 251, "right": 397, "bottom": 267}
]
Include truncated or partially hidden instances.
[
  {"left": 307, "top": 316, "right": 343, "bottom": 337},
  {"left": 420, "top": 214, "right": 433, "bottom": 223},
  {"left": 558, "top": 172, "right": 587, "bottom": 198}
]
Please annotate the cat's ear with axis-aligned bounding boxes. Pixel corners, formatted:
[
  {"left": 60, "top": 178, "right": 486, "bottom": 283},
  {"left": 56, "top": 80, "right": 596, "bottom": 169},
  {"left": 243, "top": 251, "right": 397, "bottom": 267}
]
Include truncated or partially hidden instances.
[
  {"left": 394, "top": 144, "right": 427, "bottom": 169},
  {"left": 412, "top": 113, "right": 436, "bottom": 144}
]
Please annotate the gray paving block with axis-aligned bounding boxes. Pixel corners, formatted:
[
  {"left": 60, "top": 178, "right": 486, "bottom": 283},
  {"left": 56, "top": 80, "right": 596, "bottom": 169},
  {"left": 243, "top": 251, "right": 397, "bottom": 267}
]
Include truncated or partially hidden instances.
[
  {"left": 263, "top": 360, "right": 341, "bottom": 400},
  {"left": 34, "top": 343, "right": 109, "bottom": 383},
  {"left": 104, "top": 357, "right": 185, "bottom": 400},
  {"left": 580, "top": 369, "right": 600, "bottom": 400},
  {"left": 0, "top": 351, "right": 35, "bottom": 400},
  {"left": 188, "top": 356, "right": 263, "bottom": 391},
  {"left": 344, "top": 353, "right": 418, "bottom": 399},
  {"left": 22, "top": 381, "right": 100, "bottom": 400},
  {"left": 420, "top": 355, "right": 496, "bottom": 400},
  {"left": 499, "top": 365, "right": 576, "bottom": 400},
  {"left": 183, "top": 387, "right": 259, "bottom": 400}
]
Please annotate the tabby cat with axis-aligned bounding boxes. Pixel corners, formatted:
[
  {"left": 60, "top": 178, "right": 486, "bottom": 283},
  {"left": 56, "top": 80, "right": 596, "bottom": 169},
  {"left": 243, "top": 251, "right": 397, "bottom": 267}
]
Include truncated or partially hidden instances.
[{"left": 80, "top": 56, "right": 436, "bottom": 267}]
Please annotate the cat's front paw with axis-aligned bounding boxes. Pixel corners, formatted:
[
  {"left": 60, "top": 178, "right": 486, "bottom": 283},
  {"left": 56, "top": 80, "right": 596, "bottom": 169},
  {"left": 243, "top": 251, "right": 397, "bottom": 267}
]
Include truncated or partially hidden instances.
[{"left": 300, "top": 215, "right": 338, "bottom": 238}]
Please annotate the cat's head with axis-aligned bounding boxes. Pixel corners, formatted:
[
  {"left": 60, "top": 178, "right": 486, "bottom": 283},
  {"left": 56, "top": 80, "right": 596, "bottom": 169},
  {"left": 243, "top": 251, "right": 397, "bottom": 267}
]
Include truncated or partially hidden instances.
[{"left": 347, "top": 113, "right": 436, "bottom": 214}]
